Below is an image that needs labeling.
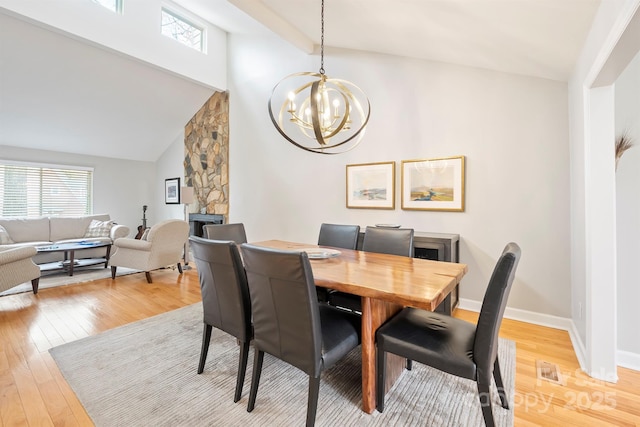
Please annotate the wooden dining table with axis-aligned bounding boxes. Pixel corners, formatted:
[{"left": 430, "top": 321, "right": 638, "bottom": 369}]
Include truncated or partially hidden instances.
[{"left": 251, "top": 240, "right": 468, "bottom": 414}]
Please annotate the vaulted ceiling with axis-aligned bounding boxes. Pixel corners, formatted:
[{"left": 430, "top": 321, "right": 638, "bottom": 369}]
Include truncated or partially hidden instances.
[
  {"left": 223, "top": 0, "right": 601, "bottom": 81},
  {"left": 0, "top": 0, "right": 601, "bottom": 161}
]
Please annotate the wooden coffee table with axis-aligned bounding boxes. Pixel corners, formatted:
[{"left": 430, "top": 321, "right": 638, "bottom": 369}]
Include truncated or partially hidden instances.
[{"left": 36, "top": 241, "right": 112, "bottom": 276}]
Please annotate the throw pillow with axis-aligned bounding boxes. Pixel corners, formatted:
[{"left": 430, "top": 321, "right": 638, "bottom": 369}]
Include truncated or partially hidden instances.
[
  {"left": 141, "top": 227, "right": 150, "bottom": 240},
  {"left": 0, "top": 225, "right": 14, "bottom": 244},
  {"left": 84, "top": 219, "right": 114, "bottom": 238}
]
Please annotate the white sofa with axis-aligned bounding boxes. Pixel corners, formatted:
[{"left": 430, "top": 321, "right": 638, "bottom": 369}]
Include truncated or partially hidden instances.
[{"left": 0, "top": 214, "right": 129, "bottom": 264}]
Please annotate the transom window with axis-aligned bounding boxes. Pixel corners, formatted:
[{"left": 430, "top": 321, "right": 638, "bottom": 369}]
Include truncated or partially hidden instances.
[
  {"left": 161, "top": 8, "right": 204, "bottom": 52},
  {"left": 0, "top": 161, "right": 93, "bottom": 218},
  {"left": 92, "top": 0, "right": 123, "bottom": 14}
]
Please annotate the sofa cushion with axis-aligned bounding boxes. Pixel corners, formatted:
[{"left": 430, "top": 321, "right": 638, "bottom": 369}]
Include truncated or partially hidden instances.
[
  {"left": 49, "top": 214, "right": 110, "bottom": 242},
  {"left": 0, "top": 218, "right": 50, "bottom": 243},
  {"left": 0, "top": 225, "right": 14, "bottom": 244},
  {"left": 84, "top": 219, "right": 114, "bottom": 238}
]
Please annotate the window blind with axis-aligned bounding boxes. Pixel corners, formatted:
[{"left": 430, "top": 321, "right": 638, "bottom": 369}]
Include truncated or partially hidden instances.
[{"left": 0, "top": 162, "right": 93, "bottom": 218}]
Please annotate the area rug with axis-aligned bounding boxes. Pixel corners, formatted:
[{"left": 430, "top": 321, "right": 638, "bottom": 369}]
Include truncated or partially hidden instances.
[
  {"left": 50, "top": 304, "right": 515, "bottom": 427},
  {"left": 0, "top": 266, "right": 139, "bottom": 297}
]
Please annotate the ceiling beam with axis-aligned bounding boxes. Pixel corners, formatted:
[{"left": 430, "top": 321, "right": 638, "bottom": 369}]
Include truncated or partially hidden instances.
[{"left": 228, "top": 0, "right": 314, "bottom": 53}]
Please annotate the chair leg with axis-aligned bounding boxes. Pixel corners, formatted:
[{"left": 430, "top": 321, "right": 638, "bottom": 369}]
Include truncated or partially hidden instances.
[
  {"left": 31, "top": 278, "right": 39, "bottom": 294},
  {"left": 145, "top": 271, "right": 152, "bottom": 283},
  {"left": 234, "top": 340, "right": 250, "bottom": 403},
  {"left": 306, "top": 375, "right": 321, "bottom": 427},
  {"left": 406, "top": 359, "right": 412, "bottom": 370},
  {"left": 315, "top": 286, "right": 328, "bottom": 303},
  {"left": 477, "top": 379, "right": 496, "bottom": 427},
  {"left": 247, "top": 350, "right": 264, "bottom": 412},
  {"left": 197, "top": 324, "right": 213, "bottom": 374},
  {"left": 111, "top": 266, "right": 117, "bottom": 279},
  {"left": 376, "top": 347, "right": 387, "bottom": 412},
  {"left": 177, "top": 262, "right": 183, "bottom": 274},
  {"left": 493, "top": 358, "right": 509, "bottom": 409}
]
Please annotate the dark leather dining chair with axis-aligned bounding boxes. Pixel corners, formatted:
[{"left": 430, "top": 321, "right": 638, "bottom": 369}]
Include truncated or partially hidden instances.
[
  {"left": 328, "top": 226, "right": 414, "bottom": 312},
  {"left": 362, "top": 226, "right": 414, "bottom": 257},
  {"left": 203, "top": 223, "right": 248, "bottom": 244},
  {"left": 376, "top": 243, "right": 521, "bottom": 427},
  {"left": 240, "top": 243, "right": 361, "bottom": 427},
  {"left": 189, "top": 236, "right": 252, "bottom": 403},
  {"left": 317, "top": 223, "right": 360, "bottom": 250},
  {"left": 316, "top": 223, "right": 360, "bottom": 302}
]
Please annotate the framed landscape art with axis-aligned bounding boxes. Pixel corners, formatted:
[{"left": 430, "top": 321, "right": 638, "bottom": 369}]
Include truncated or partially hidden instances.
[
  {"left": 346, "top": 161, "right": 395, "bottom": 209},
  {"left": 401, "top": 156, "right": 465, "bottom": 211}
]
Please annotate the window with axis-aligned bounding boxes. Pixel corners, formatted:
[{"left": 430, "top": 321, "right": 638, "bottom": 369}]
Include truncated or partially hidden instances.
[
  {"left": 92, "top": 0, "right": 123, "bottom": 13},
  {"left": 0, "top": 161, "right": 93, "bottom": 218},
  {"left": 161, "top": 8, "right": 204, "bottom": 52}
]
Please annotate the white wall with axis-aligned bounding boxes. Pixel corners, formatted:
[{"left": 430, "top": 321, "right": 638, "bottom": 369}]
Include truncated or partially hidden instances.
[
  {"left": 568, "top": 0, "right": 640, "bottom": 378},
  {"left": 0, "top": 136, "right": 190, "bottom": 237},
  {"left": 0, "top": 145, "right": 155, "bottom": 235},
  {"left": 228, "top": 33, "right": 572, "bottom": 317},
  {"left": 568, "top": 0, "right": 629, "bottom": 351},
  {"left": 0, "top": 0, "right": 227, "bottom": 90},
  {"left": 615, "top": 50, "right": 640, "bottom": 361},
  {"left": 154, "top": 133, "right": 187, "bottom": 224}
]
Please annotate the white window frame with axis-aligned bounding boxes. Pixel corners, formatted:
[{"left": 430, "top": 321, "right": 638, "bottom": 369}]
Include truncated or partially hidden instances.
[
  {"left": 160, "top": 6, "right": 207, "bottom": 53},
  {"left": 92, "top": 0, "right": 124, "bottom": 14}
]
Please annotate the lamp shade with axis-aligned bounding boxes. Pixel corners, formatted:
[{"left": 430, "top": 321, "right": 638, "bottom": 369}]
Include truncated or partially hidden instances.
[{"left": 180, "top": 186, "right": 195, "bottom": 204}]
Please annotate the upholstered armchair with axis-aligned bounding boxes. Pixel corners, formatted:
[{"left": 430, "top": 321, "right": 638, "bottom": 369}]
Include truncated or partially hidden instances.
[
  {"left": 0, "top": 246, "right": 41, "bottom": 294},
  {"left": 110, "top": 219, "right": 190, "bottom": 283}
]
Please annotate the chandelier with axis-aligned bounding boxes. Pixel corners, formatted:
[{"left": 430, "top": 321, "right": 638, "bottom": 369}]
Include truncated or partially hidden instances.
[{"left": 268, "top": 0, "right": 370, "bottom": 154}]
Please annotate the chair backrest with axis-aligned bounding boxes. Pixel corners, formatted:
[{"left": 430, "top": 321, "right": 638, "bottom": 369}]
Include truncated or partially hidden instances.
[
  {"left": 147, "top": 219, "right": 190, "bottom": 248},
  {"left": 317, "top": 223, "right": 360, "bottom": 250},
  {"left": 473, "top": 242, "right": 521, "bottom": 372},
  {"left": 362, "top": 226, "right": 414, "bottom": 257},
  {"left": 240, "top": 243, "right": 323, "bottom": 377},
  {"left": 189, "top": 236, "right": 252, "bottom": 342},
  {"left": 203, "top": 223, "right": 247, "bottom": 244}
]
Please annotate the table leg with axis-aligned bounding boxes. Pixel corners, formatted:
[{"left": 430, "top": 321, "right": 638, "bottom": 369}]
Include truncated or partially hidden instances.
[
  {"left": 360, "top": 296, "right": 403, "bottom": 413},
  {"left": 69, "top": 250, "right": 75, "bottom": 276},
  {"left": 443, "top": 293, "right": 452, "bottom": 315},
  {"left": 435, "top": 292, "right": 453, "bottom": 315},
  {"left": 105, "top": 245, "right": 112, "bottom": 268}
]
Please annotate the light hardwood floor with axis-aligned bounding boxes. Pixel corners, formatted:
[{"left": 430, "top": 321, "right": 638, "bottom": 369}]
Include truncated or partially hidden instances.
[{"left": 0, "top": 268, "right": 638, "bottom": 426}]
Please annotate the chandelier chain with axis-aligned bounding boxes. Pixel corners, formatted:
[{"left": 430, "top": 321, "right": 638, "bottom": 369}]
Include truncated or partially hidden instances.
[{"left": 319, "top": 0, "right": 325, "bottom": 75}]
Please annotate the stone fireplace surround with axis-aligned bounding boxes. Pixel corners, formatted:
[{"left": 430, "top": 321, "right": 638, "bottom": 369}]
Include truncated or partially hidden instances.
[{"left": 184, "top": 91, "right": 229, "bottom": 223}]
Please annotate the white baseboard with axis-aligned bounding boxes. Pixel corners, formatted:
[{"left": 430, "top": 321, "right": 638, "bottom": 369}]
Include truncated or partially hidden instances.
[
  {"left": 618, "top": 350, "right": 640, "bottom": 371},
  {"left": 459, "top": 298, "right": 574, "bottom": 330},
  {"left": 459, "top": 298, "right": 584, "bottom": 367},
  {"left": 568, "top": 321, "right": 587, "bottom": 373},
  {"left": 458, "top": 298, "right": 640, "bottom": 374}
]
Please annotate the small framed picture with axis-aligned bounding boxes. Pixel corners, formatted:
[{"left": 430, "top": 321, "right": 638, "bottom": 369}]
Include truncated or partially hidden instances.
[
  {"left": 346, "top": 161, "right": 395, "bottom": 209},
  {"left": 165, "top": 177, "right": 180, "bottom": 204},
  {"left": 401, "top": 156, "right": 465, "bottom": 211}
]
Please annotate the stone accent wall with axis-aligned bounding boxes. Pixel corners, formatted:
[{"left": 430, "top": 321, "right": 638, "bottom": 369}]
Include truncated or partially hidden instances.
[{"left": 184, "top": 91, "right": 229, "bottom": 221}]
